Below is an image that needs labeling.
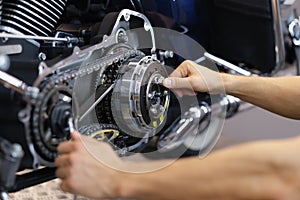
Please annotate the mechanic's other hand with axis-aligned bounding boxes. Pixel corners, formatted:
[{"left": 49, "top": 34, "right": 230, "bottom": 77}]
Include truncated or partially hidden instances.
[
  {"left": 163, "top": 60, "right": 225, "bottom": 96},
  {"left": 55, "top": 131, "right": 122, "bottom": 199}
]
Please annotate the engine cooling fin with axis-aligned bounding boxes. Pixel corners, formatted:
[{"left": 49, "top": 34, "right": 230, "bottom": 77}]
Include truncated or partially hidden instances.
[{"left": 0, "top": 0, "right": 67, "bottom": 36}]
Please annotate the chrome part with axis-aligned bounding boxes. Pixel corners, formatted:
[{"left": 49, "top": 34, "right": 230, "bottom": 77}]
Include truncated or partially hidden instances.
[
  {"left": 223, "top": 95, "right": 242, "bottom": 118},
  {"left": 158, "top": 94, "right": 243, "bottom": 152},
  {"left": 194, "top": 56, "right": 206, "bottom": 64},
  {"left": 0, "top": 70, "right": 39, "bottom": 100},
  {"left": 159, "top": 50, "right": 174, "bottom": 59},
  {"left": 0, "top": 70, "right": 27, "bottom": 93},
  {"left": 0, "top": 54, "right": 10, "bottom": 71},
  {"left": 179, "top": 25, "right": 189, "bottom": 34},
  {"left": 271, "top": 0, "right": 286, "bottom": 74},
  {"left": 0, "top": 192, "right": 8, "bottom": 200},
  {"left": 0, "top": 26, "right": 40, "bottom": 47},
  {"left": 111, "top": 56, "right": 170, "bottom": 138},
  {"left": 17, "top": 109, "right": 40, "bottom": 169},
  {"left": 0, "top": 138, "right": 23, "bottom": 197},
  {"left": 204, "top": 52, "right": 252, "bottom": 76},
  {"left": 157, "top": 105, "right": 209, "bottom": 151},
  {"left": 116, "top": 28, "right": 128, "bottom": 43},
  {"left": 10, "top": 143, "right": 24, "bottom": 160},
  {"left": 0, "top": 44, "right": 22, "bottom": 55},
  {"left": 51, "top": 31, "right": 82, "bottom": 47},
  {"left": 68, "top": 117, "right": 75, "bottom": 134},
  {"left": 38, "top": 52, "right": 46, "bottom": 61},
  {"left": 0, "top": 0, "right": 67, "bottom": 36},
  {"left": 110, "top": 9, "right": 156, "bottom": 53},
  {"left": 288, "top": 17, "right": 300, "bottom": 46},
  {"left": 0, "top": 32, "right": 80, "bottom": 44}
]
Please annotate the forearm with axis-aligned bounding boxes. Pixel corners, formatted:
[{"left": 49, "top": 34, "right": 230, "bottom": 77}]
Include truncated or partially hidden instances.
[
  {"left": 222, "top": 74, "right": 300, "bottom": 119},
  {"left": 118, "top": 139, "right": 295, "bottom": 200}
]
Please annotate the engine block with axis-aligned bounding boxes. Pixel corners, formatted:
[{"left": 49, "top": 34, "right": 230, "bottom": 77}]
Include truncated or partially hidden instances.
[{"left": 0, "top": 0, "right": 67, "bottom": 36}]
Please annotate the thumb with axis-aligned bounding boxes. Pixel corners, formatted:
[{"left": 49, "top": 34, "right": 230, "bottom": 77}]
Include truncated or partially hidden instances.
[
  {"left": 71, "top": 131, "right": 81, "bottom": 141},
  {"left": 163, "top": 77, "right": 192, "bottom": 89}
]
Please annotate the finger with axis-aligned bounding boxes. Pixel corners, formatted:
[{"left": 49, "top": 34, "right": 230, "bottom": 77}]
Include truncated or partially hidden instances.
[
  {"left": 163, "top": 77, "right": 192, "bottom": 90},
  {"left": 168, "top": 66, "right": 186, "bottom": 79},
  {"left": 55, "top": 154, "right": 71, "bottom": 167},
  {"left": 57, "top": 140, "right": 78, "bottom": 154},
  {"left": 55, "top": 166, "right": 70, "bottom": 180},
  {"left": 168, "top": 68, "right": 183, "bottom": 78},
  {"left": 60, "top": 178, "right": 80, "bottom": 195},
  {"left": 60, "top": 180, "right": 69, "bottom": 193},
  {"left": 71, "top": 131, "right": 81, "bottom": 141},
  {"left": 170, "top": 60, "right": 199, "bottom": 78}
]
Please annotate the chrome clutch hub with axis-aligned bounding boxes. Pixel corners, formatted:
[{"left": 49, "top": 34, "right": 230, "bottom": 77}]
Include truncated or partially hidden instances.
[{"left": 112, "top": 56, "right": 170, "bottom": 138}]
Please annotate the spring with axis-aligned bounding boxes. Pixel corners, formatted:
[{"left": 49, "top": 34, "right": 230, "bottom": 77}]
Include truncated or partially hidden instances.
[{"left": 0, "top": 0, "right": 67, "bottom": 36}]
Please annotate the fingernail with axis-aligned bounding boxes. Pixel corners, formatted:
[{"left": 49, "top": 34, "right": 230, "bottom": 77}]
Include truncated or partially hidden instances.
[{"left": 163, "top": 78, "right": 172, "bottom": 87}]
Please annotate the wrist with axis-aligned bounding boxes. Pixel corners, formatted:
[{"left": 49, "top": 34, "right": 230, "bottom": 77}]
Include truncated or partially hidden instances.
[
  {"left": 220, "top": 73, "right": 243, "bottom": 95},
  {"left": 118, "top": 172, "right": 158, "bottom": 199},
  {"left": 117, "top": 172, "right": 141, "bottom": 199}
]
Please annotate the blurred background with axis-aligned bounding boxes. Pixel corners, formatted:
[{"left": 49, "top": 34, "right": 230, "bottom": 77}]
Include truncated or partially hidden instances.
[{"left": 215, "top": 0, "right": 300, "bottom": 149}]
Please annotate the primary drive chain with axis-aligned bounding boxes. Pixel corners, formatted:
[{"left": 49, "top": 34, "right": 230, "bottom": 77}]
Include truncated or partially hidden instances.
[
  {"left": 46, "top": 49, "right": 143, "bottom": 88},
  {"left": 31, "top": 46, "right": 144, "bottom": 163}
]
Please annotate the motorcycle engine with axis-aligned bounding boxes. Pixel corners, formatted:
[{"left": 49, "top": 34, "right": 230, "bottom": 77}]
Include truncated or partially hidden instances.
[
  {"left": 0, "top": 0, "right": 173, "bottom": 168},
  {"left": 0, "top": 0, "right": 225, "bottom": 173}
]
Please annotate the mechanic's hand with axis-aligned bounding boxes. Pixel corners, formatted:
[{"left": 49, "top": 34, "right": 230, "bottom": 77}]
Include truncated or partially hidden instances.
[
  {"left": 163, "top": 60, "right": 225, "bottom": 96},
  {"left": 55, "top": 132, "right": 122, "bottom": 199}
]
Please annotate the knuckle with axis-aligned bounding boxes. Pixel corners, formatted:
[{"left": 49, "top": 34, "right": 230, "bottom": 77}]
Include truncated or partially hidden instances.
[
  {"left": 172, "top": 78, "right": 179, "bottom": 88},
  {"left": 182, "top": 60, "right": 192, "bottom": 66},
  {"left": 60, "top": 180, "right": 73, "bottom": 193},
  {"left": 67, "top": 154, "right": 76, "bottom": 165},
  {"left": 56, "top": 143, "right": 64, "bottom": 152}
]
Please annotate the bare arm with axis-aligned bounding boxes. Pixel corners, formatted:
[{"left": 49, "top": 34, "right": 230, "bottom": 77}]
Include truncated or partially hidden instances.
[
  {"left": 55, "top": 133, "right": 300, "bottom": 199},
  {"left": 222, "top": 75, "right": 300, "bottom": 119},
  {"left": 120, "top": 137, "right": 300, "bottom": 200},
  {"left": 163, "top": 60, "right": 300, "bottom": 119}
]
